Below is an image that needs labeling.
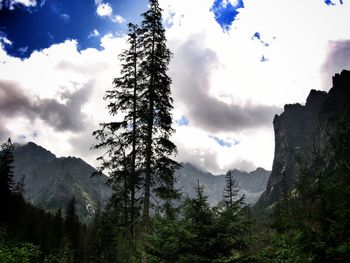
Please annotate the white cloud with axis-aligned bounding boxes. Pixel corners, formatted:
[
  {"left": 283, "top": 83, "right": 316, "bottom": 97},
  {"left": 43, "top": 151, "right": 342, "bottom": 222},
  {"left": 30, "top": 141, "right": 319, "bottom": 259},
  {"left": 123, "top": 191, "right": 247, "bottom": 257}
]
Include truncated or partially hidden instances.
[
  {"left": 159, "top": 0, "right": 350, "bottom": 172},
  {"left": 95, "top": 1, "right": 125, "bottom": 24},
  {"left": 96, "top": 2, "right": 113, "bottom": 17},
  {"left": 88, "top": 29, "right": 100, "bottom": 39},
  {"left": 112, "top": 15, "right": 126, "bottom": 24},
  {"left": 60, "top": 13, "right": 70, "bottom": 22},
  {"left": 9, "top": 0, "right": 36, "bottom": 9},
  {"left": 1, "top": 0, "right": 350, "bottom": 175},
  {"left": 0, "top": 36, "right": 127, "bottom": 166},
  {"left": 0, "top": 36, "right": 12, "bottom": 46}
]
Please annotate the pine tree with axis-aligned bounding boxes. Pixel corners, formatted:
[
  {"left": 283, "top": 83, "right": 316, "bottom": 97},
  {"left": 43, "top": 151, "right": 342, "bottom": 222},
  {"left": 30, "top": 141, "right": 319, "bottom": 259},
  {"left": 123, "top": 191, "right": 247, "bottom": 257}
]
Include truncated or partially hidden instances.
[
  {"left": 0, "top": 138, "right": 15, "bottom": 225},
  {"left": 64, "top": 196, "right": 80, "bottom": 262},
  {"left": 0, "top": 138, "right": 14, "bottom": 198},
  {"left": 139, "top": 0, "right": 180, "bottom": 226},
  {"left": 52, "top": 208, "right": 64, "bottom": 249},
  {"left": 223, "top": 171, "right": 245, "bottom": 210},
  {"left": 93, "top": 23, "right": 143, "bottom": 253},
  {"left": 219, "top": 172, "right": 247, "bottom": 259}
]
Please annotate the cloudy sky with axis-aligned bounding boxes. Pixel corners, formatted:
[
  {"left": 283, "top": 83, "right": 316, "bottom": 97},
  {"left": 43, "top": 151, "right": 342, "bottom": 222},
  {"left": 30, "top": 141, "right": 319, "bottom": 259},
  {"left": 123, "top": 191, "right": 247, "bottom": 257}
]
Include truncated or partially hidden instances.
[{"left": 0, "top": 0, "right": 349, "bottom": 174}]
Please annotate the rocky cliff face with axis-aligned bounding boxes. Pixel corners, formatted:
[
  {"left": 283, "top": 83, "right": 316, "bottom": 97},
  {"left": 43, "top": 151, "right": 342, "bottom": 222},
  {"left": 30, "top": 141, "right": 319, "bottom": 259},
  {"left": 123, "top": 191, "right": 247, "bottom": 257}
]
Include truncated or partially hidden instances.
[{"left": 257, "top": 70, "right": 350, "bottom": 208}]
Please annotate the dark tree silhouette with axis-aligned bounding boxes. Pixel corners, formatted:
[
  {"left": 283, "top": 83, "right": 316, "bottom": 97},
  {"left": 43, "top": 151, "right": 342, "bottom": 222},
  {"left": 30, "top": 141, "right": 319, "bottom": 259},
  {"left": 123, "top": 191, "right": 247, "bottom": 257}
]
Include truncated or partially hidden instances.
[
  {"left": 64, "top": 196, "right": 81, "bottom": 261},
  {"left": 0, "top": 138, "right": 15, "bottom": 225},
  {"left": 139, "top": 0, "right": 180, "bottom": 226},
  {"left": 93, "top": 23, "right": 143, "bottom": 258}
]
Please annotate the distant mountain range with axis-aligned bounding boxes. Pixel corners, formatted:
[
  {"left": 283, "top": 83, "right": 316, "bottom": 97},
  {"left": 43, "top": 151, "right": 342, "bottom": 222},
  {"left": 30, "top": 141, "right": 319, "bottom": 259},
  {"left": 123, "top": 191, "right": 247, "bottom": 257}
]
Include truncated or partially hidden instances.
[
  {"left": 12, "top": 142, "right": 270, "bottom": 221},
  {"left": 13, "top": 142, "right": 112, "bottom": 222},
  {"left": 176, "top": 163, "right": 270, "bottom": 205}
]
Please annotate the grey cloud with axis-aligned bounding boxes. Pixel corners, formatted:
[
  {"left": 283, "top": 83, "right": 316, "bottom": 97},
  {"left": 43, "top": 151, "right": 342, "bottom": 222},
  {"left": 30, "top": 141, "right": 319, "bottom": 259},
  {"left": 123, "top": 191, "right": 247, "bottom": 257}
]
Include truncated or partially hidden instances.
[
  {"left": 178, "top": 147, "right": 222, "bottom": 174},
  {"left": 0, "top": 80, "right": 36, "bottom": 118},
  {"left": 322, "top": 40, "right": 350, "bottom": 89},
  {"left": 68, "top": 121, "right": 102, "bottom": 166},
  {"left": 177, "top": 145, "right": 256, "bottom": 174},
  {"left": 0, "top": 117, "right": 11, "bottom": 141},
  {"left": 170, "top": 35, "right": 281, "bottom": 133},
  {"left": 0, "top": 80, "right": 92, "bottom": 132}
]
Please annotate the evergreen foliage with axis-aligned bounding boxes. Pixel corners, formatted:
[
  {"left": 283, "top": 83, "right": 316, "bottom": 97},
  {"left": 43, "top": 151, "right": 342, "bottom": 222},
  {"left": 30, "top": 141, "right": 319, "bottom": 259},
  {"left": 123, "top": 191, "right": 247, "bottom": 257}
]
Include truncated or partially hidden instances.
[
  {"left": 254, "top": 111, "right": 350, "bottom": 262},
  {"left": 138, "top": 0, "right": 180, "bottom": 225},
  {"left": 0, "top": 139, "right": 15, "bottom": 227},
  {"left": 93, "top": 1, "right": 179, "bottom": 259},
  {"left": 145, "top": 181, "right": 248, "bottom": 262}
]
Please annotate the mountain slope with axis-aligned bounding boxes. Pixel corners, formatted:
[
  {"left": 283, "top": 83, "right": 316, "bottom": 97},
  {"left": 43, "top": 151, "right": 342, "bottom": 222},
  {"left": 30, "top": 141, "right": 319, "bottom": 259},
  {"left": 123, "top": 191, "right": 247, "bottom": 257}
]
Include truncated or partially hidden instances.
[
  {"left": 13, "top": 142, "right": 112, "bottom": 222},
  {"left": 12, "top": 143, "right": 270, "bottom": 221},
  {"left": 256, "top": 70, "right": 350, "bottom": 209}
]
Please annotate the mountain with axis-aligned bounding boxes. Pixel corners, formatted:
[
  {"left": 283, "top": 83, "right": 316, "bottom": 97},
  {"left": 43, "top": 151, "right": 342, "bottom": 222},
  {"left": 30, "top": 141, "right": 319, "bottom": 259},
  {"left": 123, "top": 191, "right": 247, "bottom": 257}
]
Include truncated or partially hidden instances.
[
  {"left": 13, "top": 142, "right": 112, "bottom": 222},
  {"left": 11, "top": 143, "right": 270, "bottom": 221},
  {"left": 176, "top": 163, "right": 270, "bottom": 205},
  {"left": 256, "top": 70, "right": 350, "bottom": 209}
]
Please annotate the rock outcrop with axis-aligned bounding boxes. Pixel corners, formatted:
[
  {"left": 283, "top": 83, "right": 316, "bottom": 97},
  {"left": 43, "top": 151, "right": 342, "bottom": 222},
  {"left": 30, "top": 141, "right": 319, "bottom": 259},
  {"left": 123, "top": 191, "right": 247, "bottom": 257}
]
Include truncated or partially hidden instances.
[{"left": 257, "top": 70, "right": 350, "bottom": 209}]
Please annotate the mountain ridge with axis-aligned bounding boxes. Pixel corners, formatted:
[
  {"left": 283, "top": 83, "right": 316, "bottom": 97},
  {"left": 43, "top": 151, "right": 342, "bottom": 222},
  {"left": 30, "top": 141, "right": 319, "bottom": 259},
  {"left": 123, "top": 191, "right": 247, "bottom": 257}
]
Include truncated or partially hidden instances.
[{"left": 11, "top": 142, "right": 270, "bottom": 221}]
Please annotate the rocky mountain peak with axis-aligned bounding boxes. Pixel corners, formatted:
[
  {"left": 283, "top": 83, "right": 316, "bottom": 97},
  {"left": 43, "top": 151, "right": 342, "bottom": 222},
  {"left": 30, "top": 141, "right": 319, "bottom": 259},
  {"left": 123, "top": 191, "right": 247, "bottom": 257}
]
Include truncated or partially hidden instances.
[{"left": 256, "top": 70, "right": 350, "bottom": 209}]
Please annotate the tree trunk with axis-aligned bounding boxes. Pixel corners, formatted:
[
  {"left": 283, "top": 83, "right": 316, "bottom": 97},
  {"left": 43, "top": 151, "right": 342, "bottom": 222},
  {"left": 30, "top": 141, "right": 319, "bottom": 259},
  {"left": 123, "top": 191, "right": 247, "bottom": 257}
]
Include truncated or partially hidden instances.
[{"left": 142, "top": 26, "right": 156, "bottom": 230}]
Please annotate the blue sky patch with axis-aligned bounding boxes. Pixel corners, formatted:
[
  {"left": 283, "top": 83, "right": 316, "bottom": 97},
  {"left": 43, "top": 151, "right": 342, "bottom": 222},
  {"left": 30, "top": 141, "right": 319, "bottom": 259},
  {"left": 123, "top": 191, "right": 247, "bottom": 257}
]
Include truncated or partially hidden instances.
[
  {"left": 252, "top": 32, "right": 269, "bottom": 47},
  {"left": 32, "top": 131, "right": 39, "bottom": 138},
  {"left": 324, "top": 0, "right": 343, "bottom": 5},
  {"left": 0, "top": 0, "right": 148, "bottom": 58},
  {"left": 177, "top": 116, "right": 189, "bottom": 126},
  {"left": 260, "top": 55, "right": 269, "bottom": 62},
  {"left": 252, "top": 32, "right": 261, "bottom": 40},
  {"left": 209, "top": 135, "right": 240, "bottom": 147},
  {"left": 210, "top": 0, "right": 245, "bottom": 32}
]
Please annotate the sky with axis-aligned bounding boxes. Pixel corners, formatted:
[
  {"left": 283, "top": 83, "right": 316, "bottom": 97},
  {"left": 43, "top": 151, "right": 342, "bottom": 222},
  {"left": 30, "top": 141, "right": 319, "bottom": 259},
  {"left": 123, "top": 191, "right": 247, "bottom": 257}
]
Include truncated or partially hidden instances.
[{"left": 0, "top": 0, "right": 350, "bottom": 174}]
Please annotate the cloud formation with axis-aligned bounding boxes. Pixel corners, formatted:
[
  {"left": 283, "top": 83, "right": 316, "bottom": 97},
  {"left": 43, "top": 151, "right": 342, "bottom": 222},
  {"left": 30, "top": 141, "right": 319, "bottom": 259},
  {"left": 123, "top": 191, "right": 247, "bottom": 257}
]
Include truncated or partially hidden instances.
[
  {"left": 0, "top": 80, "right": 92, "bottom": 132},
  {"left": 171, "top": 36, "right": 281, "bottom": 133},
  {"left": 96, "top": 2, "right": 112, "bottom": 17},
  {"left": 0, "top": 0, "right": 37, "bottom": 10},
  {"left": 1, "top": 0, "right": 349, "bottom": 175},
  {"left": 95, "top": 0, "right": 125, "bottom": 24},
  {"left": 322, "top": 40, "right": 350, "bottom": 88}
]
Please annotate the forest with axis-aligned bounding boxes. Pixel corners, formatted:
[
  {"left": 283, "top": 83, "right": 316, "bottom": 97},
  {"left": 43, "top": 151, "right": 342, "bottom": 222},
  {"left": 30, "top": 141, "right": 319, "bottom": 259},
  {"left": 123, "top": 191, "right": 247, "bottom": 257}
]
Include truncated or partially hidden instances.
[{"left": 1, "top": 0, "right": 350, "bottom": 262}]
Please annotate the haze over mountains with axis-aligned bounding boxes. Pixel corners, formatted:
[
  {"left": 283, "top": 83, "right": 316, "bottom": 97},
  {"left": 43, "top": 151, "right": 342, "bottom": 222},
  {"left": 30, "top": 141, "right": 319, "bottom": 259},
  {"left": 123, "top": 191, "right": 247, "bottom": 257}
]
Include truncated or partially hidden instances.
[{"left": 12, "top": 142, "right": 270, "bottom": 221}]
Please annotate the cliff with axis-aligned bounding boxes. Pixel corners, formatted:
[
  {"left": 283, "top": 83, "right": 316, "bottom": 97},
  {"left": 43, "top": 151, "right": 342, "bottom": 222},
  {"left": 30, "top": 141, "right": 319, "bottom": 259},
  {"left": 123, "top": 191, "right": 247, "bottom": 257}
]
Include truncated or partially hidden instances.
[{"left": 256, "top": 70, "right": 350, "bottom": 209}]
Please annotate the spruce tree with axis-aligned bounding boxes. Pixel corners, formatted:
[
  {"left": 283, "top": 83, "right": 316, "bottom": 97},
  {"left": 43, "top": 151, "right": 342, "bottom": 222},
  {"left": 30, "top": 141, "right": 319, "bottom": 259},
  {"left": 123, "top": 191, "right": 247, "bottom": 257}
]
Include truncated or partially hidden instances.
[
  {"left": 93, "top": 23, "right": 142, "bottom": 244},
  {"left": 0, "top": 138, "right": 14, "bottom": 198},
  {"left": 218, "top": 173, "right": 247, "bottom": 259},
  {"left": 139, "top": 0, "right": 180, "bottom": 226},
  {"left": 223, "top": 171, "right": 245, "bottom": 210},
  {"left": 64, "top": 196, "right": 80, "bottom": 261},
  {"left": 0, "top": 138, "right": 15, "bottom": 225}
]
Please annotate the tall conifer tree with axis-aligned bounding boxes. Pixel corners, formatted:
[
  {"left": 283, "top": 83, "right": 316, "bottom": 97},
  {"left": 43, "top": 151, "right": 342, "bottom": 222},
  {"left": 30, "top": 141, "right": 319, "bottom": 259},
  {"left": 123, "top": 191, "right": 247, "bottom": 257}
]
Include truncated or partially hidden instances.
[
  {"left": 0, "top": 138, "right": 14, "bottom": 197},
  {"left": 93, "top": 23, "right": 142, "bottom": 238},
  {"left": 139, "top": 0, "right": 180, "bottom": 225},
  {"left": 0, "top": 138, "right": 15, "bottom": 225}
]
